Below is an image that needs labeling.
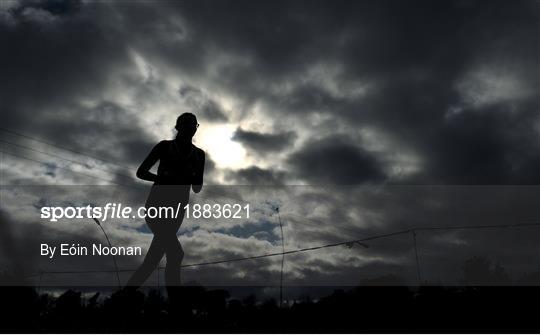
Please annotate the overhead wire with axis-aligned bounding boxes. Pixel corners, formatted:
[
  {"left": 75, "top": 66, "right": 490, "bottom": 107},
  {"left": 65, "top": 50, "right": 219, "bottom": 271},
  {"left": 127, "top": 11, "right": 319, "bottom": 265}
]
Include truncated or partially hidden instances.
[
  {"left": 21, "top": 221, "right": 540, "bottom": 279},
  {"left": 0, "top": 127, "right": 132, "bottom": 171},
  {"left": 5, "top": 128, "right": 540, "bottom": 291}
]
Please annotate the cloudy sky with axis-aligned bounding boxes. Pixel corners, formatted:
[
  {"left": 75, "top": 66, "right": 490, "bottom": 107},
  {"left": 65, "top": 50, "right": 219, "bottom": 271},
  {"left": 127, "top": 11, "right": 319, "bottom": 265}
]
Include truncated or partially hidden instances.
[{"left": 1, "top": 0, "right": 540, "bottom": 288}]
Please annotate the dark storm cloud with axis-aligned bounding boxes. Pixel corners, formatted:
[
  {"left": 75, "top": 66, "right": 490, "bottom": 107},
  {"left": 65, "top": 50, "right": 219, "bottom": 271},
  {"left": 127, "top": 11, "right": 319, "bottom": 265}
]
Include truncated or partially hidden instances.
[
  {"left": 3, "top": 0, "right": 538, "bottom": 184},
  {"left": 224, "top": 166, "right": 286, "bottom": 185},
  {"left": 179, "top": 85, "right": 229, "bottom": 122},
  {"left": 288, "top": 135, "right": 385, "bottom": 184},
  {"left": 168, "top": 0, "right": 539, "bottom": 184},
  {"left": 1, "top": 2, "right": 125, "bottom": 116},
  {"left": 232, "top": 128, "right": 297, "bottom": 153},
  {"left": 0, "top": 0, "right": 157, "bottom": 174},
  {"left": 411, "top": 105, "right": 540, "bottom": 184}
]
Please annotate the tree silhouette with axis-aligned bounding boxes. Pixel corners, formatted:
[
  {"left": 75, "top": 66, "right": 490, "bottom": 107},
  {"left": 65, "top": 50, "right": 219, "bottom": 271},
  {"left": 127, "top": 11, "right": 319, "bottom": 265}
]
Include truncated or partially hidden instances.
[{"left": 460, "top": 256, "right": 511, "bottom": 285}]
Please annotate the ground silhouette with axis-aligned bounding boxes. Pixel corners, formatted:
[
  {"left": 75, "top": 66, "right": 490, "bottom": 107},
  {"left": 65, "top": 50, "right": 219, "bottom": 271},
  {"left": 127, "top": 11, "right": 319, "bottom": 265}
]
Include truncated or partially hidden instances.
[{"left": 2, "top": 258, "right": 540, "bottom": 332}]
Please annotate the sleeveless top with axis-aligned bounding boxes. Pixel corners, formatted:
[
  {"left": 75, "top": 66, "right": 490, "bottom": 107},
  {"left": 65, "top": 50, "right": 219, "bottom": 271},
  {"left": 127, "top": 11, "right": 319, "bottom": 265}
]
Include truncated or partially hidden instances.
[{"left": 155, "top": 140, "right": 203, "bottom": 185}]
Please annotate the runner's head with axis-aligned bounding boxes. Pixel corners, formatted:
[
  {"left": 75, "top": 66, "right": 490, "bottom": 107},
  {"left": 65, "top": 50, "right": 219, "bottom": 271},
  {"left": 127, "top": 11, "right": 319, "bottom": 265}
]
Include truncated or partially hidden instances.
[{"left": 175, "top": 113, "right": 199, "bottom": 138}]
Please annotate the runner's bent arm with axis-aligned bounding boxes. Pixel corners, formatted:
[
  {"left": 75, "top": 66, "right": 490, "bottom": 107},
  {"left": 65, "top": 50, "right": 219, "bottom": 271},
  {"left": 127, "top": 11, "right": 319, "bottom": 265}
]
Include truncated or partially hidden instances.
[
  {"left": 192, "top": 150, "right": 205, "bottom": 193},
  {"left": 136, "top": 142, "right": 163, "bottom": 182}
]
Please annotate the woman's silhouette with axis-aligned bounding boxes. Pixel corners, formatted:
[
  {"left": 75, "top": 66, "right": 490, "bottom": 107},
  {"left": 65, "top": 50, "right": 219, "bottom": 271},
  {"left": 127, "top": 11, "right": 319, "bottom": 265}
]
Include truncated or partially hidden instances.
[{"left": 126, "top": 113, "right": 205, "bottom": 302}]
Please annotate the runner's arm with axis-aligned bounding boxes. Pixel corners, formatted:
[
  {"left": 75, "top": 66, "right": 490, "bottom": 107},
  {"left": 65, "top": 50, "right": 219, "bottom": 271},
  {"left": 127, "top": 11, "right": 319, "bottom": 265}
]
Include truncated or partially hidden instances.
[
  {"left": 136, "top": 142, "right": 163, "bottom": 182},
  {"left": 192, "top": 150, "right": 205, "bottom": 193}
]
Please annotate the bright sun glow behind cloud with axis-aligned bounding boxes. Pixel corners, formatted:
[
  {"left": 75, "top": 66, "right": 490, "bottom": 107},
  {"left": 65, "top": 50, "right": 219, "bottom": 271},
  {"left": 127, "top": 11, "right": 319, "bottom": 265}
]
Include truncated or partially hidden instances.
[{"left": 196, "top": 124, "right": 247, "bottom": 169}]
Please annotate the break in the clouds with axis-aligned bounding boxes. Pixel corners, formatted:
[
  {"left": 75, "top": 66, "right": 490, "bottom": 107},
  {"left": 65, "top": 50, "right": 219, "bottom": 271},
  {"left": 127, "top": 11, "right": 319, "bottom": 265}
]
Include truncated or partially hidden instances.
[
  {"left": 2, "top": 0, "right": 538, "bottom": 185},
  {"left": 1, "top": 0, "right": 539, "bottom": 287}
]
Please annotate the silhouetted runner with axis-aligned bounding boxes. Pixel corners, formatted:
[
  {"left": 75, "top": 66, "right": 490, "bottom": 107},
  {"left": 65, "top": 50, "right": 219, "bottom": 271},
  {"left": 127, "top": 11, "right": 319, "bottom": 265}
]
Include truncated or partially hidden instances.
[{"left": 126, "top": 113, "right": 205, "bottom": 304}]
